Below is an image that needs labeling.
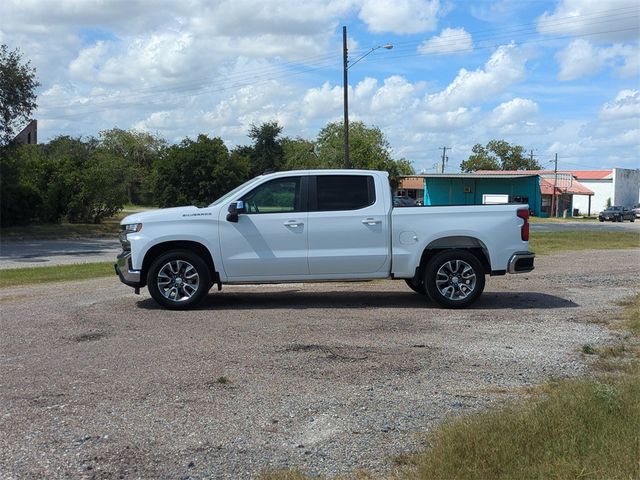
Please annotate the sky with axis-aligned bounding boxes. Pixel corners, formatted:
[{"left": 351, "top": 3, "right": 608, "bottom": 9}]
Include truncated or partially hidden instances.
[{"left": 1, "top": 0, "right": 639, "bottom": 173}]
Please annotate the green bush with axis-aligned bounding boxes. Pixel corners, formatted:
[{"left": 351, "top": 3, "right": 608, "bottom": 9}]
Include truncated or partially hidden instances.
[{"left": 0, "top": 137, "right": 128, "bottom": 226}]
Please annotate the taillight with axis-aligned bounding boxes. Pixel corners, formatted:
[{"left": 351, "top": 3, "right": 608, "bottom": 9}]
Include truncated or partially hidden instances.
[{"left": 517, "top": 208, "right": 529, "bottom": 241}]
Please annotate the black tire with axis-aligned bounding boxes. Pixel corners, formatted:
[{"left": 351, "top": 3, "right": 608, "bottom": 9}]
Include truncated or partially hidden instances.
[
  {"left": 599, "top": 218, "right": 604, "bottom": 222},
  {"left": 423, "top": 249, "right": 485, "bottom": 309},
  {"left": 147, "top": 249, "right": 211, "bottom": 310},
  {"left": 405, "top": 277, "right": 426, "bottom": 295},
  {"left": 631, "top": 217, "right": 635, "bottom": 223}
]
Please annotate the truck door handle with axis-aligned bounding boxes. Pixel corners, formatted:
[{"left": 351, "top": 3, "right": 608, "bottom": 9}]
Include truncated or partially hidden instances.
[
  {"left": 362, "top": 218, "right": 381, "bottom": 225},
  {"left": 284, "top": 220, "right": 303, "bottom": 227}
]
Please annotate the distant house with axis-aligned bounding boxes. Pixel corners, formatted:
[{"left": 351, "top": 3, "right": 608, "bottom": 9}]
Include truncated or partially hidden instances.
[
  {"left": 12, "top": 119, "right": 38, "bottom": 145},
  {"left": 397, "top": 170, "right": 596, "bottom": 217},
  {"left": 570, "top": 169, "right": 640, "bottom": 214}
]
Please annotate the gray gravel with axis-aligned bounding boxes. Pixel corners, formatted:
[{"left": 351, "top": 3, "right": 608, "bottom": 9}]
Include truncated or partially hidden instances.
[{"left": 0, "top": 249, "right": 638, "bottom": 479}]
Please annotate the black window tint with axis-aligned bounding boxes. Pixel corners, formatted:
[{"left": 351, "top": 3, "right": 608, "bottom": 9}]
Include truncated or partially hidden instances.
[
  {"left": 316, "top": 175, "right": 375, "bottom": 211},
  {"left": 242, "top": 177, "right": 301, "bottom": 214}
]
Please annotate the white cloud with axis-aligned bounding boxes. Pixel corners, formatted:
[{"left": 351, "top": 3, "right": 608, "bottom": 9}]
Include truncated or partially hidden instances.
[
  {"left": 358, "top": 0, "right": 441, "bottom": 34},
  {"left": 426, "top": 43, "right": 528, "bottom": 111},
  {"left": 489, "top": 98, "right": 538, "bottom": 126},
  {"left": 371, "top": 75, "right": 421, "bottom": 111},
  {"left": 556, "top": 39, "right": 640, "bottom": 80},
  {"left": 418, "top": 28, "right": 473, "bottom": 55},
  {"left": 600, "top": 89, "right": 640, "bottom": 120},
  {"left": 69, "top": 41, "right": 109, "bottom": 79},
  {"left": 537, "top": 0, "right": 639, "bottom": 42},
  {"left": 415, "top": 107, "right": 475, "bottom": 130},
  {"left": 302, "top": 82, "right": 344, "bottom": 119}
]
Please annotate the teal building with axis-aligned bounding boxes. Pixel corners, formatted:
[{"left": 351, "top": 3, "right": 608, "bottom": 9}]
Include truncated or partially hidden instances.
[{"left": 398, "top": 173, "right": 542, "bottom": 216}]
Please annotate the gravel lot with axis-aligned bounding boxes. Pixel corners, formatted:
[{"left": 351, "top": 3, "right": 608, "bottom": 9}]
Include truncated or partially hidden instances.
[{"left": 0, "top": 249, "right": 638, "bottom": 479}]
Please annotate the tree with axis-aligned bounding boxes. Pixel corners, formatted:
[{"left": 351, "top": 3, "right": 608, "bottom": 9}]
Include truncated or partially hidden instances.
[
  {"left": 0, "top": 45, "right": 40, "bottom": 145},
  {"left": 152, "top": 134, "right": 250, "bottom": 207},
  {"left": 460, "top": 140, "right": 540, "bottom": 172},
  {"left": 316, "top": 121, "right": 414, "bottom": 186},
  {"left": 99, "top": 128, "right": 165, "bottom": 204},
  {"left": 1, "top": 136, "right": 128, "bottom": 225},
  {"left": 281, "top": 137, "right": 318, "bottom": 170},
  {"left": 247, "top": 121, "right": 284, "bottom": 175},
  {"left": 0, "top": 145, "right": 42, "bottom": 226}
]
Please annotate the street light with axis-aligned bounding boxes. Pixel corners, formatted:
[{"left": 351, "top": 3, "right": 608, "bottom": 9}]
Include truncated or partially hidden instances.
[{"left": 343, "top": 25, "right": 393, "bottom": 168}]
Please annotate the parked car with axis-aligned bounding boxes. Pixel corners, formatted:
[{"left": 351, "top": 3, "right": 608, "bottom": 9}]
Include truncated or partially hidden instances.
[
  {"left": 632, "top": 203, "right": 640, "bottom": 218},
  {"left": 598, "top": 206, "right": 635, "bottom": 222},
  {"left": 393, "top": 195, "right": 418, "bottom": 207}
]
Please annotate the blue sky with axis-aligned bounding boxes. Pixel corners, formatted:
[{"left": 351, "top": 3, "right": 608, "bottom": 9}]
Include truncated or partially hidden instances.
[{"left": 1, "top": 0, "right": 639, "bottom": 172}]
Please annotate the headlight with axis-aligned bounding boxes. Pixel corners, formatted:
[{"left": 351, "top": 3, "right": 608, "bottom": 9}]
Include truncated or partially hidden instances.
[{"left": 122, "top": 223, "right": 142, "bottom": 233}]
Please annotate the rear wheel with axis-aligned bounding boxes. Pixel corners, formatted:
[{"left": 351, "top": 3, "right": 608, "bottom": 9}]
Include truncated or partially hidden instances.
[
  {"left": 147, "top": 250, "right": 211, "bottom": 310},
  {"left": 423, "top": 249, "right": 485, "bottom": 309}
]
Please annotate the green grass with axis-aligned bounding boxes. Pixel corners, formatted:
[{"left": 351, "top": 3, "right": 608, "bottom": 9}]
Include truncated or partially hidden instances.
[
  {"left": 0, "top": 262, "right": 114, "bottom": 288},
  {"left": 617, "top": 294, "right": 640, "bottom": 337},
  {"left": 402, "top": 376, "right": 640, "bottom": 480},
  {"left": 529, "top": 216, "right": 598, "bottom": 223},
  {"left": 0, "top": 206, "right": 156, "bottom": 240},
  {"left": 529, "top": 231, "right": 640, "bottom": 255}
]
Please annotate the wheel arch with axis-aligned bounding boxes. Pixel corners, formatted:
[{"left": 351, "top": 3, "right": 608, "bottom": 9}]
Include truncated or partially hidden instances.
[
  {"left": 416, "top": 236, "right": 491, "bottom": 278},
  {"left": 141, "top": 240, "right": 218, "bottom": 286}
]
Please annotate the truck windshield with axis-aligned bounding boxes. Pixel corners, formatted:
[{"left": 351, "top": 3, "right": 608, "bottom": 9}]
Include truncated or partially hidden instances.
[{"left": 208, "top": 176, "right": 264, "bottom": 207}]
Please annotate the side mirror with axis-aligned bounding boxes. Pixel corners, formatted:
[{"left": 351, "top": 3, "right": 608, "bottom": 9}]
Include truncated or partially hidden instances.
[{"left": 226, "top": 201, "right": 244, "bottom": 223}]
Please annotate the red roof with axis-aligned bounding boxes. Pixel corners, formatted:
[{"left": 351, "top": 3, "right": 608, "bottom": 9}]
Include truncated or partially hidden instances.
[
  {"left": 475, "top": 169, "right": 614, "bottom": 180},
  {"left": 540, "top": 178, "right": 594, "bottom": 196},
  {"left": 568, "top": 170, "right": 613, "bottom": 180},
  {"left": 476, "top": 170, "right": 552, "bottom": 175}
]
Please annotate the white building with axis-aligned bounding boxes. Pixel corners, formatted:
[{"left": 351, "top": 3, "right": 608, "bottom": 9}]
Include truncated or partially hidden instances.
[{"left": 571, "top": 169, "right": 640, "bottom": 215}]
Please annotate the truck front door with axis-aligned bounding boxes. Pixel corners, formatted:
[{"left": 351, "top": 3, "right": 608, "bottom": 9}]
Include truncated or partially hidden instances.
[{"left": 219, "top": 176, "right": 309, "bottom": 279}]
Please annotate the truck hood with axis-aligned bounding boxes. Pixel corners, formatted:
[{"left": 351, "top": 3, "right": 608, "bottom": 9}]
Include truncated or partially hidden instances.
[{"left": 120, "top": 206, "right": 216, "bottom": 225}]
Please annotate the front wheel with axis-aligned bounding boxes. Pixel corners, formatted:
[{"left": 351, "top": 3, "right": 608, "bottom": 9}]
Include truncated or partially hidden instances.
[
  {"left": 405, "top": 277, "right": 426, "bottom": 295},
  {"left": 147, "top": 250, "right": 211, "bottom": 310},
  {"left": 423, "top": 249, "right": 485, "bottom": 309}
]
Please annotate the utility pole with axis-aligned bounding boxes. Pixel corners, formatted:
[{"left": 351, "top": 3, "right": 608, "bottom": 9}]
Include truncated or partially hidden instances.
[
  {"left": 342, "top": 26, "right": 350, "bottom": 169},
  {"left": 440, "top": 146, "right": 449, "bottom": 173},
  {"left": 552, "top": 153, "right": 558, "bottom": 217},
  {"left": 341, "top": 26, "right": 392, "bottom": 168},
  {"left": 529, "top": 149, "right": 535, "bottom": 166}
]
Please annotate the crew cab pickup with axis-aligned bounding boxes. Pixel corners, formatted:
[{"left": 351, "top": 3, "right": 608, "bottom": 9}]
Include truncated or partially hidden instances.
[{"left": 115, "top": 170, "right": 534, "bottom": 309}]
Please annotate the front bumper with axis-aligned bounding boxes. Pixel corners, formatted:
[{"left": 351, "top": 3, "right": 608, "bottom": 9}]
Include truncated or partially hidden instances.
[
  {"left": 508, "top": 251, "right": 535, "bottom": 274},
  {"left": 114, "top": 251, "right": 143, "bottom": 288}
]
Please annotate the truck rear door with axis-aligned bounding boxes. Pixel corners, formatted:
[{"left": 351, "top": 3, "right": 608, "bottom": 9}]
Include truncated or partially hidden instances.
[{"left": 307, "top": 173, "right": 390, "bottom": 276}]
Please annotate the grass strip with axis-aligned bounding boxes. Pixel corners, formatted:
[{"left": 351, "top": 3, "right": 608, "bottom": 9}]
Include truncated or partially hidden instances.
[
  {"left": 403, "top": 375, "right": 640, "bottom": 480},
  {"left": 530, "top": 231, "right": 640, "bottom": 255},
  {"left": 0, "top": 262, "right": 114, "bottom": 288}
]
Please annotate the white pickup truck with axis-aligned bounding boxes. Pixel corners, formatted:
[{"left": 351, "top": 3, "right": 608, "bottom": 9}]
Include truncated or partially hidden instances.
[{"left": 115, "top": 169, "right": 534, "bottom": 309}]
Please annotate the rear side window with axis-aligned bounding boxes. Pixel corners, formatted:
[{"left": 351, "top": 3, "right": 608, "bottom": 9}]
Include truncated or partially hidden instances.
[{"left": 315, "top": 175, "right": 375, "bottom": 211}]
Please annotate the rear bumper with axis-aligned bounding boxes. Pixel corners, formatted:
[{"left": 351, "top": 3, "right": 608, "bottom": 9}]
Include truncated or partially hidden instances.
[
  {"left": 508, "top": 251, "right": 535, "bottom": 274},
  {"left": 114, "top": 251, "right": 143, "bottom": 288}
]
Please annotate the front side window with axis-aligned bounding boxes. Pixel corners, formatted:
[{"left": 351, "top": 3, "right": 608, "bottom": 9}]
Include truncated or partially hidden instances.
[
  {"left": 241, "top": 177, "right": 301, "bottom": 214},
  {"left": 316, "top": 175, "right": 375, "bottom": 211}
]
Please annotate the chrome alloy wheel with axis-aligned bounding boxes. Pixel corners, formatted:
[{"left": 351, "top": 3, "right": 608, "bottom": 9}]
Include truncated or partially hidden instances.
[
  {"left": 156, "top": 260, "right": 200, "bottom": 302},
  {"left": 435, "top": 259, "right": 477, "bottom": 301}
]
